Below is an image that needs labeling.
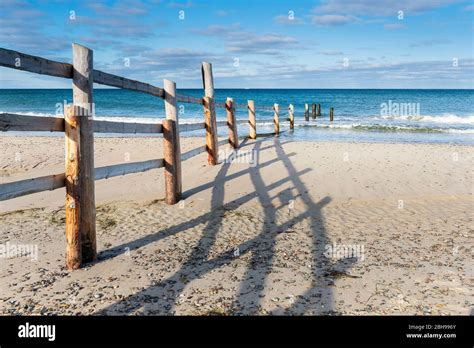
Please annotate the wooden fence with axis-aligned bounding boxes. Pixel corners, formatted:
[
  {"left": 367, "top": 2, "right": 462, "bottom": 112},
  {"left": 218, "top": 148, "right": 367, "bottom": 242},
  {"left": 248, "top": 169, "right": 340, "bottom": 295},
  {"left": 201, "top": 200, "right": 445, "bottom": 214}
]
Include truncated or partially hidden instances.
[{"left": 0, "top": 44, "right": 334, "bottom": 269}]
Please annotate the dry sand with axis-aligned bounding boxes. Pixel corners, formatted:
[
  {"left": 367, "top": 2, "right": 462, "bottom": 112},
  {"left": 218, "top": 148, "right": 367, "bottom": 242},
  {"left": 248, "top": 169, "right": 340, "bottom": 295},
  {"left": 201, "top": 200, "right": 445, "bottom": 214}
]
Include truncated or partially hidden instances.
[{"left": 0, "top": 135, "right": 472, "bottom": 315}]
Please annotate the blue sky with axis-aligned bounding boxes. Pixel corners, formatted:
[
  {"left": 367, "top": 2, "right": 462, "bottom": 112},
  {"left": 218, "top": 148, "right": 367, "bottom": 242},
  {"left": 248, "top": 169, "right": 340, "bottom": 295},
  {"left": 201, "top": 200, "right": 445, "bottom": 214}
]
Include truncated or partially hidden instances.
[{"left": 1, "top": 0, "right": 473, "bottom": 88}]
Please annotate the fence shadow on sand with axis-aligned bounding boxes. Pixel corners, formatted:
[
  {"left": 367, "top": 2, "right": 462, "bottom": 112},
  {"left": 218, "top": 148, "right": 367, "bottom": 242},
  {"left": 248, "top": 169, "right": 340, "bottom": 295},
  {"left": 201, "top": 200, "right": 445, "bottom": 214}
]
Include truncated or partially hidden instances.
[{"left": 97, "top": 137, "right": 357, "bottom": 315}]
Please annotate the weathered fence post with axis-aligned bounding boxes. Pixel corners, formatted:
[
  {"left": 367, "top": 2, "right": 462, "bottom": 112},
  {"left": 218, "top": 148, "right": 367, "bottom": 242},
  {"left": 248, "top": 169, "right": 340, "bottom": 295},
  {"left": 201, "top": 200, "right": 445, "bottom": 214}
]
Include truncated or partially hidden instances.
[
  {"left": 226, "top": 97, "right": 239, "bottom": 148},
  {"left": 274, "top": 103, "right": 279, "bottom": 135},
  {"left": 312, "top": 103, "right": 316, "bottom": 120},
  {"left": 70, "top": 43, "right": 96, "bottom": 266},
  {"left": 65, "top": 104, "right": 81, "bottom": 270},
  {"left": 318, "top": 103, "right": 321, "bottom": 117},
  {"left": 305, "top": 103, "right": 309, "bottom": 121},
  {"left": 248, "top": 100, "right": 256, "bottom": 139},
  {"left": 203, "top": 96, "right": 218, "bottom": 165},
  {"left": 163, "top": 79, "right": 182, "bottom": 204},
  {"left": 201, "top": 62, "right": 218, "bottom": 165},
  {"left": 330, "top": 107, "right": 334, "bottom": 122},
  {"left": 202, "top": 62, "right": 215, "bottom": 99},
  {"left": 289, "top": 104, "right": 294, "bottom": 130},
  {"left": 163, "top": 119, "right": 181, "bottom": 204}
]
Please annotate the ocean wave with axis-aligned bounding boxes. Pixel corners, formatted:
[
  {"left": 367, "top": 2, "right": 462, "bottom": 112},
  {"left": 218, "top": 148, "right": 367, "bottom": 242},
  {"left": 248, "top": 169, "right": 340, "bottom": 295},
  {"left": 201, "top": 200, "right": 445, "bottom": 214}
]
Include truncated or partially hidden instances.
[
  {"left": 0, "top": 110, "right": 61, "bottom": 117},
  {"left": 378, "top": 113, "right": 474, "bottom": 124},
  {"left": 295, "top": 123, "right": 474, "bottom": 134}
]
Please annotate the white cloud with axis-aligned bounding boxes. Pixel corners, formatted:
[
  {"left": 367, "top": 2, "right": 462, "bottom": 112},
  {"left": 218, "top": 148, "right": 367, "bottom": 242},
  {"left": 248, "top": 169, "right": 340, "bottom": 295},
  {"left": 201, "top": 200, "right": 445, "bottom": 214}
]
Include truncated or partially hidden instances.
[
  {"left": 409, "top": 39, "right": 452, "bottom": 47},
  {"left": 191, "top": 24, "right": 300, "bottom": 55},
  {"left": 384, "top": 23, "right": 407, "bottom": 30},
  {"left": 315, "top": 0, "right": 459, "bottom": 16},
  {"left": 273, "top": 15, "right": 305, "bottom": 25},
  {"left": 190, "top": 24, "right": 241, "bottom": 36},
  {"left": 319, "top": 50, "right": 344, "bottom": 56},
  {"left": 312, "top": 15, "right": 361, "bottom": 26},
  {"left": 227, "top": 34, "right": 299, "bottom": 55}
]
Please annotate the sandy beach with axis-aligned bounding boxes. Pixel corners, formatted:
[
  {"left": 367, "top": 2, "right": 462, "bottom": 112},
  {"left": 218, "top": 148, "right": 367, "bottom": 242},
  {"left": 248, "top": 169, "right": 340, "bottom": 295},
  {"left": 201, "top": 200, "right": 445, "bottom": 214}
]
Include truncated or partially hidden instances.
[{"left": 0, "top": 135, "right": 472, "bottom": 315}]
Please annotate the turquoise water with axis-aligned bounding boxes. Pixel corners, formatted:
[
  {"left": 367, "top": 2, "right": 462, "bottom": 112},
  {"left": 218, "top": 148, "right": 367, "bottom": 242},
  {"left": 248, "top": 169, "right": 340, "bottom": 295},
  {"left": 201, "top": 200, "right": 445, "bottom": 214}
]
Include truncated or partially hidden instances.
[{"left": 1, "top": 89, "right": 473, "bottom": 144}]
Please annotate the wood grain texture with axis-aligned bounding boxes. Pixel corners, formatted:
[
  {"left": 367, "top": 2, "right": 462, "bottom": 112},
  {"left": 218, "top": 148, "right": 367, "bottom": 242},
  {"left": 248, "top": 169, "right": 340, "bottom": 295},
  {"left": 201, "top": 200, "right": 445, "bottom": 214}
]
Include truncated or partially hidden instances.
[
  {"left": 0, "top": 113, "right": 64, "bottom": 132},
  {"left": 0, "top": 113, "right": 165, "bottom": 134},
  {"left": 201, "top": 62, "right": 215, "bottom": 99},
  {"left": 0, "top": 47, "right": 72, "bottom": 78},
  {"left": 248, "top": 100, "right": 256, "bottom": 139},
  {"left": 163, "top": 79, "right": 182, "bottom": 203},
  {"left": 95, "top": 159, "right": 163, "bottom": 180},
  {"left": 93, "top": 69, "right": 164, "bottom": 98},
  {"left": 162, "top": 119, "right": 181, "bottom": 204},
  {"left": 64, "top": 105, "right": 81, "bottom": 270},
  {"left": 226, "top": 98, "right": 239, "bottom": 148},
  {"left": 0, "top": 174, "right": 65, "bottom": 201},
  {"left": 274, "top": 103, "right": 280, "bottom": 135},
  {"left": 93, "top": 120, "right": 162, "bottom": 134},
  {"left": 203, "top": 97, "right": 218, "bottom": 165},
  {"left": 72, "top": 43, "right": 96, "bottom": 263},
  {"left": 305, "top": 103, "right": 309, "bottom": 121},
  {"left": 312, "top": 103, "right": 316, "bottom": 120},
  {"left": 179, "top": 122, "right": 205, "bottom": 132},
  {"left": 201, "top": 62, "right": 219, "bottom": 165},
  {"left": 176, "top": 93, "right": 203, "bottom": 105}
]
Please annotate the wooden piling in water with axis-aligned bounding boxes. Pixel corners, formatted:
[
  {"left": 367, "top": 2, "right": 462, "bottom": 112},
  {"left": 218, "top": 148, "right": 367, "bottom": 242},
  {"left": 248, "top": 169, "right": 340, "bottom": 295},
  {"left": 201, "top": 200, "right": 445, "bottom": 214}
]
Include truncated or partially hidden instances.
[
  {"left": 305, "top": 103, "right": 309, "bottom": 121},
  {"left": 289, "top": 104, "right": 294, "bottom": 130},
  {"left": 71, "top": 43, "right": 96, "bottom": 266},
  {"left": 226, "top": 97, "right": 239, "bottom": 148},
  {"left": 203, "top": 96, "right": 218, "bottom": 165},
  {"left": 274, "top": 103, "right": 279, "bottom": 135},
  {"left": 318, "top": 103, "right": 321, "bottom": 117},
  {"left": 163, "top": 79, "right": 182, "bottom": 204},
  {"left": 312, "top": 103, "right": 316, "bottom": 120},
  {"left": 248, "top": 100, "right": 256, "bottom": 139},
  {"left": 330, "top": 107, "right": 334, "bottom": 122}
]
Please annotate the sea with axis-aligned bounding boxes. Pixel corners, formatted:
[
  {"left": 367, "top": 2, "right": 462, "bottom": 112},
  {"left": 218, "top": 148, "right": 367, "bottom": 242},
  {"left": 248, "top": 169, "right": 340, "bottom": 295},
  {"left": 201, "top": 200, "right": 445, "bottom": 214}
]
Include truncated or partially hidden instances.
[{"left": 1, "top": 89, "right": 473, "bottom": 145}]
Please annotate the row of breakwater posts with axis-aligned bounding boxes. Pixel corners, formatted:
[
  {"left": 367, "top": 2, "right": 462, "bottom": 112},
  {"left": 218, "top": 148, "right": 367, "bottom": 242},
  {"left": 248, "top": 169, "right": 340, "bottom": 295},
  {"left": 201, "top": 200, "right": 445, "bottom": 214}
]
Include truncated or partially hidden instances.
[
  {"left": 0, "top": 44, "right": 335, "bottom": 269},
  {"left": 304, "top": 103, "right": 334, "bottom": 122}
]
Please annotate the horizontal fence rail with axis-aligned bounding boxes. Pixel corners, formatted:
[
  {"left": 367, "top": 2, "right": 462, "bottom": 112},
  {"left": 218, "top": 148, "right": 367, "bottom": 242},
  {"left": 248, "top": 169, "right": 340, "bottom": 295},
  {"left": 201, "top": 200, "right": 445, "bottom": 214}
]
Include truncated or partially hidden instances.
[
  {"left": 0, "top": 48, "right": 72, "bottom": 78},
  {"left": 0, "top": 159, "right": 164, "bottom": 201},
  {"left": 0, "top": 113, "right": 164, "bottom": 134},
  {"left": 176, "top": 93, "right": 203, "bottom": 105},
  {"left": 93, "top": 119, "right": 163, "bottom": 134},
  {"left": 0, "top": 48, "right": 165, "bottom": 99},
  {"left": 0, "top": 113, "right": 65, "bottom": 132},
  {"left": 179, "top": 122, "right": 205, "bottom": 132},
  {"left": 0, "top": 113, "right": 252, "bottom": 134},
  {"left": 0, "top": 173, "right": 66, "bottom": 201},
  {"left": 95, "top": 159, "right": 164, "bottom": 180},
  {"left": 94, "top": 69, "right": 164, "bottom": 98}
]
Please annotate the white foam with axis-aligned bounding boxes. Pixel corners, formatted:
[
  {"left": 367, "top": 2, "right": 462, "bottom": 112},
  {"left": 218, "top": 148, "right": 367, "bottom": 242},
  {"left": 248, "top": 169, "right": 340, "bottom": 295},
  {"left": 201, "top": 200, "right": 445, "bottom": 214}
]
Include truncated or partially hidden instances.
[
  {"left": 0, "top": 110, "right": 60, "bottom": 117},
  {"left": 378, "top": 113, "right": 474, "bottom": 125}
]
